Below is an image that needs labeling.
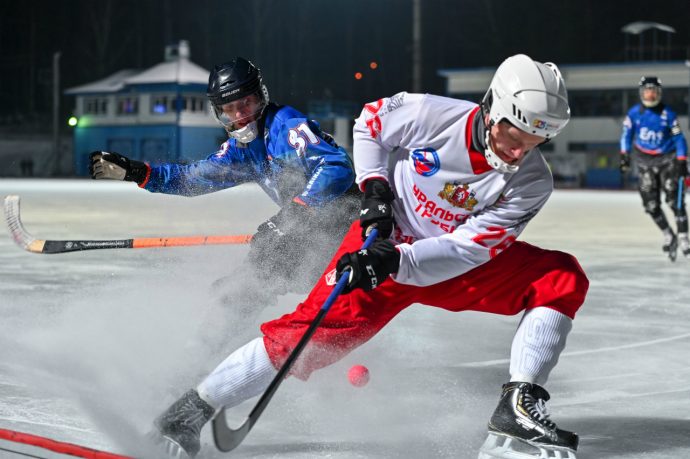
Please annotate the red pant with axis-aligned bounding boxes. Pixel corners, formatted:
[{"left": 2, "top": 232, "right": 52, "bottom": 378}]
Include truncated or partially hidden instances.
[{"left": 261, "top": 221, "right": 589, "bottom": 380}]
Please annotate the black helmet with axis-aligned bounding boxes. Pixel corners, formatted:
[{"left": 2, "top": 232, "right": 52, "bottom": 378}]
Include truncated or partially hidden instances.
[
  {"left": 639, "top": 76, "right": 662, "bottom": 108},
  {"left": 207, "top": 57, "right": 269, "bottom": 142},
  {"left": 207, "top": 57, "right": 266, "bottom": 106}
]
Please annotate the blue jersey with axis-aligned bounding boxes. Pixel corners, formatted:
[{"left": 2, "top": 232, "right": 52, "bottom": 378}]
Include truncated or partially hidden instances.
[
  {"left": 141, "top": 103, "right": 355, "bottom": 207},
  {"left": 620, "top": 103, "right": 687, "bottom": 160}
]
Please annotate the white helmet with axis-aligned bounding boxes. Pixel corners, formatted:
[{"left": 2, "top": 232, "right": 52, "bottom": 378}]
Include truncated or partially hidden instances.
[{"left": 482, "top": 54, "right": 570, "bottom": 139}]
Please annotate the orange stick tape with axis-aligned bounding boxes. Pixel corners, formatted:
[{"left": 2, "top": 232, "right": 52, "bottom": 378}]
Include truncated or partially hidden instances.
[{"left": 132, "top": 234, "right": 252, "bottom": 248}]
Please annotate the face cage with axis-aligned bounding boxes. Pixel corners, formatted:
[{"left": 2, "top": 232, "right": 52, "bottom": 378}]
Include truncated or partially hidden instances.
[
  {"left": 640, "top": 86, "right": 662, "bottom": 108},
  {"left": 483, "top": 126, "right": 520, "bottom": 174},
  {"left": 211, "top": 98, "right": 267, "bottom": 133}
]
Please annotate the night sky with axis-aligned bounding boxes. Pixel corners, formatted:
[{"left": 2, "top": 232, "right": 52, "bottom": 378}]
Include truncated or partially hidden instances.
[{"left": 1, "top": 0, "right": 689, "bottom": 131}]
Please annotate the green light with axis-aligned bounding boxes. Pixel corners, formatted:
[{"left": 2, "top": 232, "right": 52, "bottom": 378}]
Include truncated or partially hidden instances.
[{"left": 68, "top": 116, "right": 78, "bottom": 127}]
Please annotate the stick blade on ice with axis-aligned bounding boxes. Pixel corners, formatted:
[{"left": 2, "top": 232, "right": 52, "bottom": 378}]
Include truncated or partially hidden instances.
[
  {"left": 4, "top": 195, "right": 45, "bottom": 253},
  {"left": 212, "top": 412, "right": 252, "bottom": 452}
]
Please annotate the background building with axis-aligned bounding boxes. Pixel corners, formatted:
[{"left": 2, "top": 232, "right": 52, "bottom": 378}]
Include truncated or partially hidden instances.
[
  {"left": 65, "top": 41, "right": 225, "bottom": 176},
  {"left": 439, "top": 60, "right": 690, "bottom": 188}
]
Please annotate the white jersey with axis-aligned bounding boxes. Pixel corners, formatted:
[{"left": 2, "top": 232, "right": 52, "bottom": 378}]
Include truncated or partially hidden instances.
[{"left": 353, "top": 92, "right": 552, "bottom": 286}]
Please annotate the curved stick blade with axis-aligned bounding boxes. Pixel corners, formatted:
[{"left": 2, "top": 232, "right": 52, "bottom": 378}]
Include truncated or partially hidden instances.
[
  {"left": 4, "top": 195, "right": 45, "bottom": 253},
  {"left": 212, "top": 411, "right": 251, "bottom": 452}
]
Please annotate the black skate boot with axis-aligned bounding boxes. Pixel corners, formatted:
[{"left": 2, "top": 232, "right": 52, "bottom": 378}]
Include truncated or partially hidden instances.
[
  {"left": 478, "top": 382, "right": 577, "bottom": 459},
  {"left": 153, "top": 389, "right": 215, "bottom": 458},
  {"left": 663, "top": 231, "right": 677, "bottom": 262}
]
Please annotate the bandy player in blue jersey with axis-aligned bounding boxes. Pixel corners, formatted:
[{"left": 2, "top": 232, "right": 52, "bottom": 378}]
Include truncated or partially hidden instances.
[
  {"left": 90, "top": 57, "right": 359, "bottom": 305},
  {"left": 620, "top": 76, "right": 689, "bottom": 259}
]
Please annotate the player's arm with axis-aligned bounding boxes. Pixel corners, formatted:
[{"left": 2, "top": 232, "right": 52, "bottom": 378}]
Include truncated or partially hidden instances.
[
  {"left": 352, "top": 92, "right": 420, "bottom": 187},
  {"left": 669, "top": 114, "right": 688, "bottom": 161},
  {"left": 142, "top": 142, "right": 258, "bottom": 197},
  {"left": 395, "top": 159, "right": 552, "bottom": 287},
  {"left": 350, "top": 93, "right": 424, "bottom": 240},
  {"left": 620, "top": 109, "right": 636, "bottom": 154},
  {"left": 286, "top": 119, "right": 355, "bottom": 206},
  {"left": 619, "top": 110, "right": 635, "bottom": 172}
]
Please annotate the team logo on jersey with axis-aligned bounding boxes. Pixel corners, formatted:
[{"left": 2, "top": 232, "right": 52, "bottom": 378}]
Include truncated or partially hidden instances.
[
  {"left": 325, "top": 268, "right": 337, "bottom": 286},
  {"left": 438, "top": 182, "right": 478, "bottom": 210},
  {"left": 411, "top": 148, "right": 440, "bottom": 177}
]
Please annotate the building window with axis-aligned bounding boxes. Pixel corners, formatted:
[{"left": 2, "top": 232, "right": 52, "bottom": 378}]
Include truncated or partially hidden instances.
[
  {"left": 84, "top": 97, "right": 108, "bottom": 115},
  {"left": 151, "top": 94, "right": 208, "bottom": 114},
  {"left": 185, "top": 96, "right": 207, "bottom": 113},
  {"left": 151, "top": 95, "right": 174, "bottom": 114},
  {"left": 117, "top": 96, "right": 139, "bottom": 115}
]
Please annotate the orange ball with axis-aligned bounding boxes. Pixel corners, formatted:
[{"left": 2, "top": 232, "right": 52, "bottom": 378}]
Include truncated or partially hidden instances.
[{"left": 347, "top": 365, "right": 370, "bottom": 387}]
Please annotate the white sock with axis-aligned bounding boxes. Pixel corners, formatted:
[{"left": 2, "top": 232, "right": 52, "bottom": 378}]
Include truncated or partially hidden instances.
[
  {"left": 197, "top": 337, "right": 277, "bottom": 409},
  {"left": 509, "top": 307, "right": 572, "bottom": 386}
]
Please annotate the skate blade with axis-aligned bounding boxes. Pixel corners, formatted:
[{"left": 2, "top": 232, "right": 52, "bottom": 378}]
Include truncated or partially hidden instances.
[{"left": 478, "top": 432, "right": 577, "bottom": 459}]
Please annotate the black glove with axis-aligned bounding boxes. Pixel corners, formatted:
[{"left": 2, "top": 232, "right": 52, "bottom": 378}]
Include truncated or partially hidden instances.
[
  {"left": 676, "top": 158, "right": 688, "bottom": 178},
  {"left": 619, "top": 153, "right": 630, "bottom": 174},
  {"left": 251, "top": 201, "right": 310, "bottom": 255},
  {"left": 336, "top": 239, "right": 400, "bottom": 293},
  {"left": 89, "top": 151, "right": 149, "bottom": 184},
  {"left": 360, "top": 178, "right": 395, "bottom": 240}
]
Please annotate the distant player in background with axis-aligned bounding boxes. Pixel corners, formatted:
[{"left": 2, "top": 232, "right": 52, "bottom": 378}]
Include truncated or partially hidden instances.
[
  {"left": 620, "top": 76, "right": 689, "bottom": 260},
  {"left": 90, "top": 57, "right": 359, "bottom": 308},
  {"left": 152, "top": 54, "right": 589, "bottom": 459}
]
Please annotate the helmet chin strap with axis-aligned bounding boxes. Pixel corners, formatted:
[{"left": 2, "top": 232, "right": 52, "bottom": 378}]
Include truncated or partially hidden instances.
[{"left": 484, "top": 128, "right": 519, "bottom": 174}]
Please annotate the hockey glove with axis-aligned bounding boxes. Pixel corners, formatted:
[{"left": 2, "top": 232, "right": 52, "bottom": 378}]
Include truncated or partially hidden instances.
[
  {"left": 251, "top": 200, "right": 310, "bottom": 255},
  {"left": 336, "top": 239, "right": 400, "bottom": 293},
  {"left": 89, "top": 151, "right": 149, "bottom": 184},
  {"left": 619, "top": 153, "right": 630, "bottom": 174},
  {"left": 676, "top": 158, "right": 688, "bottom": 179},
  {"left": 360, "top": 178, "right": 395, "bottom": 240}
]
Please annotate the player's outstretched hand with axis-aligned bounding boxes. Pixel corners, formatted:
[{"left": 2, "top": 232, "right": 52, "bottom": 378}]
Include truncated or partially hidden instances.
[
  {"left": 336, "top": 239, "right": 400, "bottom": 292},
  {"left": 89, "top": 151, "right": 149, "bottom": 184}
]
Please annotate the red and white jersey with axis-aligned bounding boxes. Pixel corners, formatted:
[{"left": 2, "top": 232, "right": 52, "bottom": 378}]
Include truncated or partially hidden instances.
[{"left": 353, "top": 92, "right": 552, "bottom": 286}]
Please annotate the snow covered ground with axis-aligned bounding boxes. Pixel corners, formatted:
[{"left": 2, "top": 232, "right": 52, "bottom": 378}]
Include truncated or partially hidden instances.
[{"left": 0, "top": 179, "right": 689, "bottom": 459}]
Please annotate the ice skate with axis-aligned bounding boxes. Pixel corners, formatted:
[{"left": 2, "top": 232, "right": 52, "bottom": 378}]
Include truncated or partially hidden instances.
[
  {"left": 478, "top": 382, "right": 577, "bottom": 459},
  {"left": 151, "top": 389, "right": 215, "bottom": 458},
  {"left": 663, "top": 231, "right": 677, "bottom": 261}
]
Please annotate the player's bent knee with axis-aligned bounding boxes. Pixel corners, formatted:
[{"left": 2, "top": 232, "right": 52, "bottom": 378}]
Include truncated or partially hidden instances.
[
  {"left": 541, "top": 251, "right": 589, "bottom": 319},
  {"left": 644, "top": 201, "right": 660, "bottom": 215}
]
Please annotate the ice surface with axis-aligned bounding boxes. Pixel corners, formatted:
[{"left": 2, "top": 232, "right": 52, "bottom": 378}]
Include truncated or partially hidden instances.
[{"left": 0, "top": 179, "right": 689, "bottom": 459}]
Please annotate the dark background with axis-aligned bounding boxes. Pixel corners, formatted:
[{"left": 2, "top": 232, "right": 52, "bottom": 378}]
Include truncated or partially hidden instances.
[{"left": 1, "top": 0, "right": 689, "bottom": 134}]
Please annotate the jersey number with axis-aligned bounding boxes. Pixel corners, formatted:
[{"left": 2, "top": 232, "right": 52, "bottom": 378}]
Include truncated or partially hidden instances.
[
  {"left": 472, "top": 226, "right": 516, "bottom": 258},
  {"left": 288, "top": 123, "right": 320, "bottom": 157}
]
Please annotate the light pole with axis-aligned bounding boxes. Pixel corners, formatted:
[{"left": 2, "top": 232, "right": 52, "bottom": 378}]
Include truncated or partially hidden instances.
[
  {"left": 686, "top": 60, "right": 690, "bottom": 132},
  {"left": 52, "top": 51, "right": 61, "bottom": 175},
  {"left": 412, "top": 0, "right": 421, "bottom": 92}
]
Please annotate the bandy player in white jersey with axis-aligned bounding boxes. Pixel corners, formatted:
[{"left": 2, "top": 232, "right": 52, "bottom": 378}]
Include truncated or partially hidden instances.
[{"left": 153, "top": 54, "right": 589, "bottom": 459}]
